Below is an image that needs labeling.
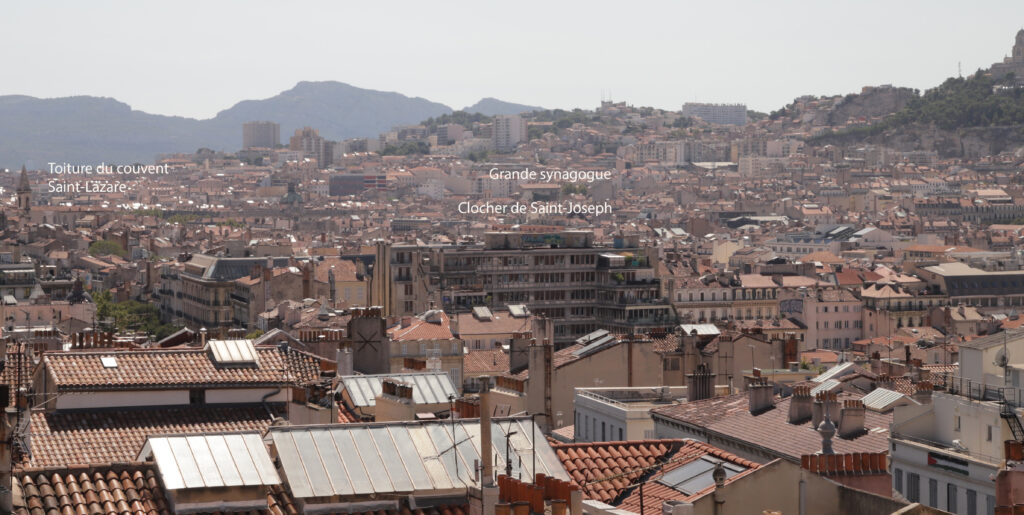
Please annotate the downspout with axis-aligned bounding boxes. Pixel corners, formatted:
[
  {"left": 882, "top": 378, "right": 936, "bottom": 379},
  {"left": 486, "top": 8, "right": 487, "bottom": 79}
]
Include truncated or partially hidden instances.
[
  {"left": 799, "top": 470, "right": 806, "bottom": 515},
  {"left": 262, "top": 387, "right": 283, "bottom": 421},
  {"left": 628, "top": 337, "right": 634, "bottom": 387}
]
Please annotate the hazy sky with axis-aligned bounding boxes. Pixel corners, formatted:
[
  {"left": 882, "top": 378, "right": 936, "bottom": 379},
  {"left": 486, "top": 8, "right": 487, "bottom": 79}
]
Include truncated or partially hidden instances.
[{"left": 3, "top": 1, "right": 1022, "bottom": 119}]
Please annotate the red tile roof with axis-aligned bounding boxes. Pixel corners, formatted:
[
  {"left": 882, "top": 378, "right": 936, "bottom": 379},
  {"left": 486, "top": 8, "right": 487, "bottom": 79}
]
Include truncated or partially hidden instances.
[
  {"left": 551, "top": 439, "right": 760, "bottom": 509},
  {"left": 13, "top": 465, "right": 170, "bottom": 515},
  {"left": 463, "top": 349, "right": 511, "bottom": 376},
  {"left": 650, "top": 392, "right": 891, "bottom": 461},
  {"left": 12, "top": 463, "right": 462, "bottom": 515},
  {"left": 25, "top": 406, "right": 283, "bottom": 468},
  {"left": 41, "top": 346, "right": 324, "bottom": 391},
  {"left": 388, "top": 311, "right": 456, "bottom": 341}
]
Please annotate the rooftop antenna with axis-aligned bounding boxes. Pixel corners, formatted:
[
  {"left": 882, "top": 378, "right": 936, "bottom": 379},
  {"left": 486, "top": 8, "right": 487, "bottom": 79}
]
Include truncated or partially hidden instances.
[{"left": 958, "top": 61, "right": 963, "bottom": 79}]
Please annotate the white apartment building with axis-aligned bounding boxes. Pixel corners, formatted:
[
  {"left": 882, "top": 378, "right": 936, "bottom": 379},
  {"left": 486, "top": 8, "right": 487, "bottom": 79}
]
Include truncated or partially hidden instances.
[
  {"left": 682, "top": 102, "right": 748, "bottom": 126},
  {"left": 889, "top": 331, "right": 1024, "bottom": 514},
  {"left": 492, "top": 114, "right": 526, "bottom": 152},
  {"left": 891, "top": 390, "right": 1001, "bottom": 514},
  {"left": 573, "top": 386, "right": 688, "bottom": 442}
]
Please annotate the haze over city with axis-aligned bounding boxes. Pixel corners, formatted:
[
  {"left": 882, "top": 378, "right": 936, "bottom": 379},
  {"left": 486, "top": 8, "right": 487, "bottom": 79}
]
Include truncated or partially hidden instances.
[
  {"left": 3, "top": 1, "right": 1023, "bottom": 117},
  {"left": 7, "top": 3, "right": 1024, "bottom": 515}
]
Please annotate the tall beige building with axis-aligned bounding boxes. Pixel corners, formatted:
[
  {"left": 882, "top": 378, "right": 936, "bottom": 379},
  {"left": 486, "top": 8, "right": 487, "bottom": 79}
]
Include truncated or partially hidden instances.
[
  {"left": 288, "top": 126, "right": 332, "bottom": 166},
  {"left": 242, "top": 121, "right": 280, "bottom": 149},
  {"left": 492, "top": 115, "right": 526, "bottom": 152}
]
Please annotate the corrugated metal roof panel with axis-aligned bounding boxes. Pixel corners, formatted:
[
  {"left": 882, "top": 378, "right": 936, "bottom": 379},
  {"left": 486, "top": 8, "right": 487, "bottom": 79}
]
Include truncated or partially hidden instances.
[
  {"left": 812, "top": 362, "right": 854, "bottom": 383},
  {"left": 679, "top": 324, "right": 721, "bottom": 337},
  {"left": 339, "top": 372, "right": 457, "bottom": 407},
  {"left": 268, "top": 418, "right": 567, "bottom": 499},
  {"left": 861, "top": 388, "right": 917, "bottom": 412},
  {"left": 207, "top": 339, "right": 258, "bottom": 365},
  {"left": 810, "top": 379, "right": 841, "bottom": 396},
  {"left": 140, "top": 433, "right": 280, "bottom": 491}
]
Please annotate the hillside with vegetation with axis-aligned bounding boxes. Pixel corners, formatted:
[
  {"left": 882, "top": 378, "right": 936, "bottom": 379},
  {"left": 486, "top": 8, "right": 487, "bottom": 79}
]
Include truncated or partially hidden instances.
[{"left": 810, "top": 73, "right": 1024, "bottom": 156}]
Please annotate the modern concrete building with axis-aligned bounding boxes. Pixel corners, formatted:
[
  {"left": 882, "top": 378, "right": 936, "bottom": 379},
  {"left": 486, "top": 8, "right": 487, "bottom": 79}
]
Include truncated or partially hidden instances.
[
  {"left": 387, "top": 231, "right": 675, "bottom": 344},
  {"left": 242, "top": 121, "right": 280, "bottom": 149},
  {"left": 682, "top": 102, "right": 748, "bottom": 126},
  {"left": 492, "top": 114, "right": 526, "bottom": 152},
  {"left": 288, "top": 126, "right": 332, "bottom": 167}
]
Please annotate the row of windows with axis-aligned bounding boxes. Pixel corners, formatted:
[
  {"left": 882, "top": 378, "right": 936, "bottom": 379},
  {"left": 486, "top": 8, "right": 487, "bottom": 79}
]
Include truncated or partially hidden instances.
[
  {"left": 818, "top": 320, "right": 861, "bottom": 329},
  {"left": 576, "top": 412, "right": 625, "bottom": 442},
  {"left": 894, "top": 468, "right": 992, "bottom": 514},
  {"left": 677, "top": 289, "right": 778, "bottom": 302},
  {"left": 818, "top": 305, "right": 859, "bottom": 313}
]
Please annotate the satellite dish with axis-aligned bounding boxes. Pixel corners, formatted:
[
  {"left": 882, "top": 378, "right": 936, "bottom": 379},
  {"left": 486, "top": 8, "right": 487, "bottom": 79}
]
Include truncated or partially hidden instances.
[{"left": 996, "top": 348, "right": 1009, "bottom": 368}]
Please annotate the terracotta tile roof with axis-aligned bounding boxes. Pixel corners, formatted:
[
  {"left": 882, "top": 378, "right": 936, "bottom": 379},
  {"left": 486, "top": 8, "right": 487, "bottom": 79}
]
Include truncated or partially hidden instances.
[
  {"left": 25, "top": 405, "right": 283, "bottom": 468},
  {"left": 13, "top": 464, "right": 171, "bottom": 515},
  {"left": 4, "top": 343, "right": 33, "bottom": 407},
  {"left": 553, "top": 439, "right": 686, "bottom": 505},
  {"left": 550, "top": 424, "right": 575, "bottom": 442},
  {"left": 41, "top": 345, "right": 323, "bottom": 391},
  {"left": 650, "top": 392, "right": 891, "bottom": 461},
  {"left": 463, "top": 349, "right": 510, "bottom": 376},
  {"left": 336, "top": 402, "right": 362, "bottom": 424},
  {"left": 551, "top": 439, "right": 760, "bottom": 509},
  {"left": 12, "top": 464, "right": 460, "bottom": 515},
  {"left": 388, "top": 311, "right": 456, "bottom": 341}
]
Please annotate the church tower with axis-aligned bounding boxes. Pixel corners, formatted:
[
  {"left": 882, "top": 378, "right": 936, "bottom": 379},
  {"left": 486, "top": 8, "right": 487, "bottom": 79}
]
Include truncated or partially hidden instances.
[
  {"left": 1014, "top": 29, "right": 1024, "bottom": 59},
  {"left": 16, "top": 165, "right": 31, "bottom": 213}
]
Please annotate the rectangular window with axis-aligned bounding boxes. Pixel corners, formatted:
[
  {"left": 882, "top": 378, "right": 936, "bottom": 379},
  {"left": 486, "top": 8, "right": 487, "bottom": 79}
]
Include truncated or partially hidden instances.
[
  {"left": 189, "top": 389, "right": 205, "bottom": 405},
  {"left": 929, "top": 478, "right": 938, "bottom": 508},
  {"left": 954, "top": 416, "right": 961, "bottom": 432},
  {"left": 987, "top": 495, "right": 996, "bottom": 515},
  {"left": 907, "top": 473, "right": 920, "bottom": 502},
  {"left": 966, "top": 489, "right": 976, "bottom": 515},
  {"left": 601, "top": 422, "right": 606, "bottom": 441},
  {"left": 894, "top": 468, "right": 903, "bottom": 494},
  {"left": 948, "top": 483, "right": 958, "bottom": 514},
  {"left": 618, "top": 427, "right": 623, "bottom": 440}
]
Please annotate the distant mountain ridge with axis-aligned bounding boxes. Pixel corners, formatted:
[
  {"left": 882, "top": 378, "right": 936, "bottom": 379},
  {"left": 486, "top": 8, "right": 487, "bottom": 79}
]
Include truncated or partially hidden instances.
[
  {"left": 0, "top": 82, "right": 535, "bottom": 167},
  {"left": 462, "top": 97, "right": 543, "bottom": 116}
]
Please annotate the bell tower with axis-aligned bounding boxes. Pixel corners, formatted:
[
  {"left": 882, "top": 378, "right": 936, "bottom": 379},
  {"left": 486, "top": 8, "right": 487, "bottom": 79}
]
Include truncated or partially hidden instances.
[{"left": 16, "top": 165, "right": 30, "bottom": 213}]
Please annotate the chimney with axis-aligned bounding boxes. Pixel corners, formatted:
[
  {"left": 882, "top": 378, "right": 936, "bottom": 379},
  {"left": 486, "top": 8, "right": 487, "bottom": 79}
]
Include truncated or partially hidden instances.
[
  {"left": 374, "top": 378, "right": 415, "bottom": 422},
  {"left": 837, "top": 399, "right": 866, "bottom": 438},
  {"left": 526, "top": 339, "right": 553, "bottom": 432},
  {"left": 747, "top": 378, "right": 774, "bottom": 414},
  {"left": 812, "top": 391, "right": 840, "bottom": 429},
  {"left": 788, "top": 385, "right": 813, "bottom": 424},
  {"left": 401, "top": 316, "right": 413, "bottom": 328},
  {"left": 913, "top": 381, "right": 933, "bottom": 405},
  {"left": 877, "top": 373, "right": 893, "bottom": 390},
  {"left": 686, "top": 362, "right": 714, "bottom": 402},
  {"left": 336, "top": 347, "right": 353, "bottom": 377}
]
